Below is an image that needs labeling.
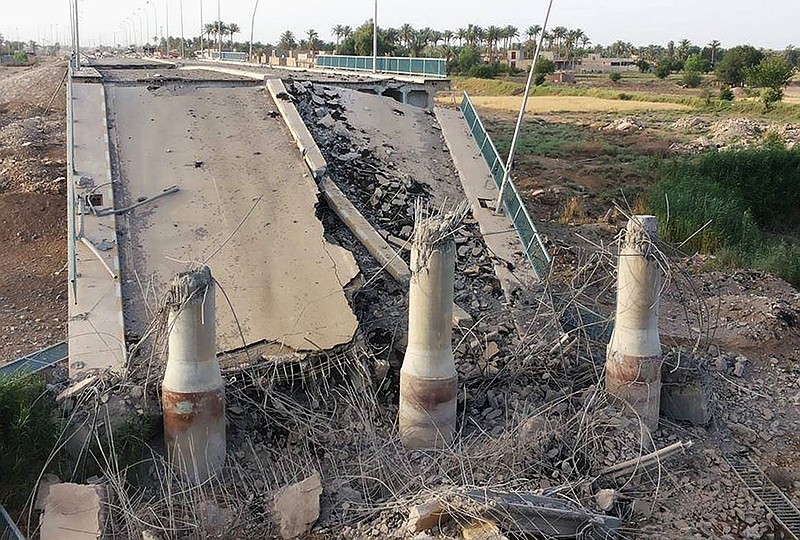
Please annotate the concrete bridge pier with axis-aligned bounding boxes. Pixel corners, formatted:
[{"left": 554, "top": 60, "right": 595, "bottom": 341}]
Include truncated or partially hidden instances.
[
  {"left": 399, "top": 204, "right": 466, "bottom": 449},
  {"left": 162, "top": 266, "right": 226, "bottom": 484},
  {"left": 605, "top": 216, "right": 663, "bottom": 431}
]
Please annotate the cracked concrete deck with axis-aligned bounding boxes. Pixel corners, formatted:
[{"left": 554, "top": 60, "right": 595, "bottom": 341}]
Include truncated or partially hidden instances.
[{"left": 107, "top": 83, "right": 359, "bottom": 353}]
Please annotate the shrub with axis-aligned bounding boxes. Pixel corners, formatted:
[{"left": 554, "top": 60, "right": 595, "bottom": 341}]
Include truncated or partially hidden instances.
[
  {"left": 719, "top": 87, "right": 734, "bottom": 101},
  {"left": 617, "top": 92, "right": 632, "bottom": 100},
  {"left": 0, "top": 374, "right": 60, "bottom": 509},
  {"left": 655, "top": 60, "right": 671, "bottom": 79},
  {"left": 13, "top": 50, "right": 28, "bottom": 63},
  {"left": 469, "top": 63, "right": 497, "bottom": 79},
  {"left": 682, "top": 71, "right": 702, "bottom": 88},
  {"left": 534, "top": 72, "right": 547, "bottom": 86},
  {"left": 609, "top": 72, "right": 622, "bottom": 83}
]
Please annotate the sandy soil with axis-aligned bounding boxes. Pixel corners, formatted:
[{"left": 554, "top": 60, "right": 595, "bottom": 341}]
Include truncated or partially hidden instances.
[{"left": 0, "top": 58, "right": 68, "bottom": 364}]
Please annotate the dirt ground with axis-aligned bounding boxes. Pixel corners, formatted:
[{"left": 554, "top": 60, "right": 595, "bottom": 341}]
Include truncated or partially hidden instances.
[{"left": 0, "top": 58, "right": 68, "bottom": 364}]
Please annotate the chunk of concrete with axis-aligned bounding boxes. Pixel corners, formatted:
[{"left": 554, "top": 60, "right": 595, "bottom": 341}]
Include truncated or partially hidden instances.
[
  {"left": 41, "top": 483, "right": 107, "bottom": 540},
  {"left": 273, "top": 471, "right": 323, "bottom": 539},
  {"left": 407, "top": 500, "right": 449, "bottom": 533}
]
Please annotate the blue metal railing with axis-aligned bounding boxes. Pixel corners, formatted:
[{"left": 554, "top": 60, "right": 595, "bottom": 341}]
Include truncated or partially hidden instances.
[
  {"left": 0, "top": 503, "right": 25, "bottom": 540},
  {"left": 0, "top": 342, "right": 69, "bottom": 379},
  {"left": 459, "top": 91, "right": 551, "bottom": 280},
  {"left": 315, "top": 54, "right": 447, "bottom": 78},
  {"left": 207, "top": 51, "right": 248, "bottom": 62}
]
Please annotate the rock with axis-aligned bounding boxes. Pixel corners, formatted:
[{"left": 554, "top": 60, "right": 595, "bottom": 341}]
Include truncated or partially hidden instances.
[
  {"left": 595, "top": 489, "right": 619, "bottom": 511},
  {"left": 142, "top": 531, "right": 162, "bottom": 540},
  {"left": 484, "top": 342, "right": 500, "bottom": 361},
  {"left": 273, "top": 471, "right": 323, "bottom": 539},
  {"left": 369, "top": 187, "right": 383, "bottom": 207},
  {"left": 407, "top": 500, "right": 448, "bottom": 533},
  {"left": 461, "top": 520, "right": 507, "bottom": 540},
  {"left": 41, "top": 483, "right": 108, "bottom": 540},
  {"left": 733, "top": 355, "right": 748, "bottom": 378}
]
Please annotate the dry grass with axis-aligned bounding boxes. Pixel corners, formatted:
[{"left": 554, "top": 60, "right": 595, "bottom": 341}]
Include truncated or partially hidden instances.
[{"left": 462, "top": 95, "right": 690, "bottom": 114}]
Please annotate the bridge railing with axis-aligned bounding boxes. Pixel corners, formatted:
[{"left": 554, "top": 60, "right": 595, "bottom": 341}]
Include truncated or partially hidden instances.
[
  {"left": 315, "top": 54, "right": 447, "bottom": 78},
  {"left": 207, "top": 51, "right": 248, "bottom": 62},
  {"left": 459, "top": 91, "right": 551, "bottom": 280}
]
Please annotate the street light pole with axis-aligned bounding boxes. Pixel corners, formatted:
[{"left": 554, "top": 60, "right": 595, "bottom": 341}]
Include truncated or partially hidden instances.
[
  {"left": 141, "top": 7, "right": 150, "bottom": 49},
  {"left": 72, "top": 0, "right": 80, "bottom": 67},
  {"left": 494, "top": 0, "right": 554, "bottom": 214},
  {"left": 199, "top": 0, "right": 204, "bottom": 56},
  {"left": 179, "top": 0, "right": 185, "bottom": 58},
  {"left": 165, "top": 0, "right": 170, "bottom": 54},
  {"left": 217, "top": 0, "right": 221, "bottom": 56},
  {"left": 372, "top": 0, "right": 377, "bottom": 73},
  {"left": 148, "top": 1, "right": 159, "bottom": 53},
  {"left": 248, "top": 0, "right": 259, "bottom": 63}
]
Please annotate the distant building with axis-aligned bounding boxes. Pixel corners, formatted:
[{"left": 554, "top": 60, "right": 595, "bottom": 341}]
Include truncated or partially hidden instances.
[
  {"left": 550, "top": 71, "right": 576, "bottom": 84},
  {"left": 580, "top": 53, "right": 637, "bottom": 73}
]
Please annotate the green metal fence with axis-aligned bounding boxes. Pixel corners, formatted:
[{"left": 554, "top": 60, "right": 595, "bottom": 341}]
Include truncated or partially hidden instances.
[
  {"left": 208, "top": 51, "right": 248, "bottom": 62},
  {"left": 459, "top": 91, "right": 551, "bottom": 280},
  {"left": 315, "top": 55, "right": 447, "bottom": 77}
]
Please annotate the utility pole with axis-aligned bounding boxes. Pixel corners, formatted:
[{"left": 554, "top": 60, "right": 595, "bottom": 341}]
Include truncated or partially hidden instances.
[
  {"left": 248, "top": 0, "right": 259, "bottom": 63},
  {"left": 199, "top": 0, "right": 204, "bottom": 56},
  {"left": 217, "top": 0, "right": 221, "bottom": 56},
  {"left": 165, "top": 0, "right": 170, "bottom": 54},
  {"left": 141, "top": 7, "right": 150, "bottom": 49},
  {"left": 372, "top": 0, "right": 377, "bottom": 73},
  {"left": 148, "top": 1, "right": 159, "bottom": 54},
  {"left": 71, "top": 0, "right": 80, "bottom": 67},
  {"left": 179, "top": 0, "right": 185, "bottom": 58},
  {"left": 495, "top": 0, "right": 554, "bottom": 214}
]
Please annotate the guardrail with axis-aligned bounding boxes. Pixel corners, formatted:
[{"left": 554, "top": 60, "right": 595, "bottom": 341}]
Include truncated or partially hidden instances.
[
  {"left": 66, "top": 64, "right": 78, "bottom": 304},
  {"left": 0, "top": 503, "right": 25, "bottom": 540},
  {"left": 458, "top": 91, "right": 551, "bottom": 279},
  {"left": 207, "top": 51, "right": 248, "bottom": 62},
  {"left": 315, "top": 54, "right": 447, "bottom": 78},
  {"left": 0, "top": 341, "right": 69, "bottom": 379}
]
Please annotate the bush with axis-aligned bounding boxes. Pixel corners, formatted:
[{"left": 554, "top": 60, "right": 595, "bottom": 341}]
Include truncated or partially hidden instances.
[
  {"left": 761, "top": 87, "right": 784, "bottom": 110},
  {"left": 655, "top": 60, "right": 671, "bottom": 79},
  {"left": 13, "top": 50, "right": 28, "bottom": 63},
  {"left": 682, "top": 71, "right": 702, "bottom": 88},
  {"left": 609, "top": 72, "right": 622, "bottom": 83},
  {"left": 456, "top": 46, "right": 480, "bottom": 74},
  {"left": 534, "top": 72, "right": 547, "bottom": 86},
  {"left": 0, "top": 374, "right": 60, "bottom": 509},
  {"left": 469, "top": 63, "right": 497, "bottom": 79},
  {"left": 719, "top": 87, "right": 734, "bottom": 101},
  {"left": 617, "top": 92, "right": 632, "bottom": 100}
]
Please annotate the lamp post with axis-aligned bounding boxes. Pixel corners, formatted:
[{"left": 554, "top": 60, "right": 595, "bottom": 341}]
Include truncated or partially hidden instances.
[
  {"left": 372, "top": 0, "right": 377, "bottom": 73},
  {"left": 165, "top": 0, "right": 170, "bottom": 55},
  {"left": 179, "top": 0, "right": 185, "bottom": 58},
  {"left": 248, "top": 0, "right": 259, "bottom": 63},
  {"left": 199, "top": 0, "right": 204, "bottom": 56},
  {"left": 140, "top": 7, "right": 150, "bottom": 50},
  {"left": 216, "top": 0, "right": 221, "bottom": 56},
  {"left": 147, "top": 1, "right": 159, "bottom": 54},
  {"left": 135, "top": 11, "right": 144, "bottom": 50}
]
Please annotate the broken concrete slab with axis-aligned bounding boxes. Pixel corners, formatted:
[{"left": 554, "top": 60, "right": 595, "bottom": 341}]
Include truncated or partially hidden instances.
[
  {"left": 273, "top": 471, "right": 323, "bottom": 539},
  {"left": 407, "top": 500, "right": 449, "bottom": 534},
  {"left": 41, "top": 483, "right": 107, "bottom": 540}
]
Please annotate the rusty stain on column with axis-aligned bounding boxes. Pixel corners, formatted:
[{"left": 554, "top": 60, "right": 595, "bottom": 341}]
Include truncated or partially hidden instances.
[
  {"left": 399, "top": 201, "right": 468, "bottom": 449},
  {"left": 162, "top": 266, "right": 226, "bottom": 484},
  {"left": 606, "top": 215, "right": 663, "bottom": 431}
]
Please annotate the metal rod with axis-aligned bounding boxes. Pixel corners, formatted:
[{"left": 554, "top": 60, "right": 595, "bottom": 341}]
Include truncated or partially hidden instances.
[
  {"left": 80, "top": 237, "right": 118, "bottom": 280},
  {"left": 494, "top": 0, "right": 554, "bottom": 214}
]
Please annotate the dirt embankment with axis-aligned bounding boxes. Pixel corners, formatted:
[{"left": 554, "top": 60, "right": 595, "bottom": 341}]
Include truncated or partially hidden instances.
[{"left": 0, "top": 58, "right": 68, "bottom": 363}]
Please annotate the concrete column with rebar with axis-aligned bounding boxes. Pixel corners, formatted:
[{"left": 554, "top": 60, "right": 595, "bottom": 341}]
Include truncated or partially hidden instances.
[
  {"left": 605, "top": 215, "right": 663, "bottom": 431},
  {"left": 162, "top": 266, "right": 226, "bottom": 483},
  {"left": 399, "top": 203, "right": 467, "bottom": 449}
]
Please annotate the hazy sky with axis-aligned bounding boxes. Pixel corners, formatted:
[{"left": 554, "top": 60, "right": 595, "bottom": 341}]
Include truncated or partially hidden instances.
[{"left": 2, "top": 0, "right": 797, "bottom": 51}]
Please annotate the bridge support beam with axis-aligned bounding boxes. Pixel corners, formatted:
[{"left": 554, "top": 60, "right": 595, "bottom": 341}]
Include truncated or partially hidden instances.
[
  {"left": 399, "top": 204, "right": 466, "bottom": 449},
  {"left": 606, "top": 215, "right": 663, "bottom": 431},
  {"left": 162, "top": 266, "right": 226, "bottom": 484}
]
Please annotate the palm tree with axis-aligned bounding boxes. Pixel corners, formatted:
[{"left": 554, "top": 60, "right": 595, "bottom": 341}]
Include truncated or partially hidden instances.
[
  {"left": 456, "top": 28, "right": 466, "bottom": 47},
  {"left": 384, "top": 27, "right": 399, "bottom": 48},
  {"left": 227, "top": 23, "right": 240, "bottom": 49},
  {"left": 306, "top": 29, "right": 320, "bottom": 50},
  {"left": 204, "top": 22, "right": 218, "bottom": 46},
  {"left": 485, "top": 25, "right": 501, "bottom": 61},
  {"left": 341, "top": 26, "right": 353, "bottom": 40},
  {"left": 443, "top": 30, "right": 453, "bottom": 46},
  {"left": 708, "top": 39, "right": 721, "bottom": 64},
  {"left": 399, "top": 23, "right": 415, "bottom": 49},
  {"left": 278, "top": 30, "right": 296, "bottom": 51},
  {"left": 551, "top": 26, "right": 568, "bottom": 56},
  {"left": 526, "top": 25, "right": 541, "bottom": 44},
  {"left": 332, "top": 24, "right": 344, "bottom": 46},
  {"left": 504, "top": 25, "right": 519, "bottom": 51}
]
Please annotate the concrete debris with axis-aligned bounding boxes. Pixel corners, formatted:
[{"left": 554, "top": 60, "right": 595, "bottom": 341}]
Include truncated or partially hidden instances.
[
  {"left": 407, "top": 500, "right": 449, "bottom": 533},
  {"left": 273, "top": 471, "right": 323, "bottom": 539},
  {"left": 602, "top": 116, "right": 644, "bottom": 132},
  {"left": 599, "top": 440, "right": 694, "bottom": 482},
  {"left": 594, "top": 489, "right": 619, "bottom": 512},
  {"left": 461, "top": 520, "right": 508, "bottom": 540},
  {"left": 41, "top": 483, "right": 107, "bottom": 540}
]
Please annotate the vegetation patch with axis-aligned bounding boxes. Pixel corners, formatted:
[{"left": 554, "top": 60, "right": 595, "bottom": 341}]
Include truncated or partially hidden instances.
[
  {"left": 0, "top": 373, "right": 60, "bottom": 511},
  {"left": 648, "top": 145, "right": 800, "bottom": 286}
]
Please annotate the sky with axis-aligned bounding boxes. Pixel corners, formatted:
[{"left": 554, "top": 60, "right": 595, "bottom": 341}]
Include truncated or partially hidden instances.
[{"left": 1, "top": 0, "right": 797, "bottom": 51}]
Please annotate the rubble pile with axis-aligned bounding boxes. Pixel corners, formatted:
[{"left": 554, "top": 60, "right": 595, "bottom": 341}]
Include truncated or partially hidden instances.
[{"left": 602, "top": 116, "right": 645, "bottom": 132}]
